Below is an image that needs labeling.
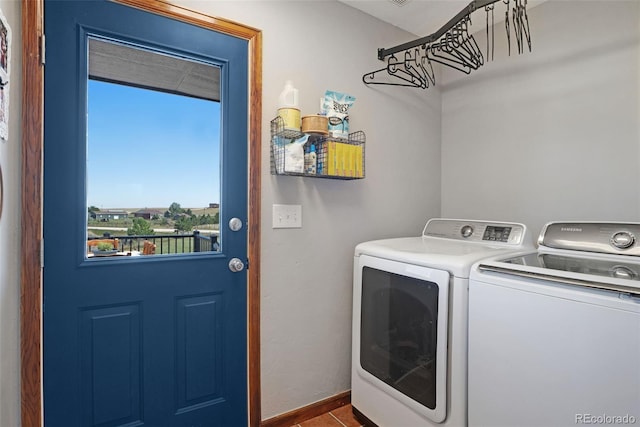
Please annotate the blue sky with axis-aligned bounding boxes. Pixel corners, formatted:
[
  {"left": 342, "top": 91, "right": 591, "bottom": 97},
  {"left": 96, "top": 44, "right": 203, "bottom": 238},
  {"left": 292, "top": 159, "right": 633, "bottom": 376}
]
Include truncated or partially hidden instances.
[{"left": 87, "top": 80, "right": 220, "bottom": 209}]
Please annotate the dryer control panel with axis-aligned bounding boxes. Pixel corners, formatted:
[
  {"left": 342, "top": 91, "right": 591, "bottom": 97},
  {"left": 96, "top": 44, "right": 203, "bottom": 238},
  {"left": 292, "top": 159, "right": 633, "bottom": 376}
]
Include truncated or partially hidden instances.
[
  {"left": 482, "top": 226, "right": 512, "bottom": 242},
  {"left": 423, "top": 219, "right": 528, "bottom": 246}
]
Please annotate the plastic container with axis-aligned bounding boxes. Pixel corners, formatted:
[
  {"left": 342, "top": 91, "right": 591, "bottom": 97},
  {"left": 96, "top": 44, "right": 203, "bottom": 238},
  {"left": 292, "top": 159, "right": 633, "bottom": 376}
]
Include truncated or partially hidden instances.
[
  {"left": 277, "top": 81, "right": 301, "bottom": 131},
  {"left": 304, "top": 144, "right": 317, "bottom": 175},
  {"left": 301, "top": 115, "right": 328, "bottom": 135},
  {"left": 279, "top": 80, "right": 299, "bottom": 108}
]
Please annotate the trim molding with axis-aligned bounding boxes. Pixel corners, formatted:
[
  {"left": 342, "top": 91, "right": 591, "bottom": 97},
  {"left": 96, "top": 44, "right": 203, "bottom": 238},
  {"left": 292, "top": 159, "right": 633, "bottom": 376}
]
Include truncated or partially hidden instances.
[
  {"left": 21, "top": 1, "right": 44, "bottom": 426},
  {"left": 21, "top": 1, "right": 262, "bottom": 425},
  {"left": 260, "top": 391, "right": 352, "bottom": 427}
]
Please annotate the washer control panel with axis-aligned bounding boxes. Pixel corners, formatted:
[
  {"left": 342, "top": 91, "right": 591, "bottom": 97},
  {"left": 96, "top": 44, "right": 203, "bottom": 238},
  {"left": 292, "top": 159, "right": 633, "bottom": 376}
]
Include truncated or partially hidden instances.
[
  {"left": 423, "top": 219, "right": 527, "bottom": 246},
  {"left": 611, "top": 231, "right": 635, "bottom": 249},
  {"left": 540, "top": 222, "right": 640, "bottom": 256}
]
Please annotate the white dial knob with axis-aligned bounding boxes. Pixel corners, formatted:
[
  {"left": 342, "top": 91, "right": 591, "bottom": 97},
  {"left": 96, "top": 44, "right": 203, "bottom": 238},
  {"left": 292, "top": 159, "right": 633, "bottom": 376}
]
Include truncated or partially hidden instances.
[{"left": 461, "top": 225, "right": 474, "bottom": 238}]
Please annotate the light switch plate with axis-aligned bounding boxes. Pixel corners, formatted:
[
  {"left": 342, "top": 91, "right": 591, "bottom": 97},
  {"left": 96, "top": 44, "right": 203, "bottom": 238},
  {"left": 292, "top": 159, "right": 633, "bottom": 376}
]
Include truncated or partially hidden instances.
[{"left": 272, "top": 204, "right": 302, "bottom": 228}]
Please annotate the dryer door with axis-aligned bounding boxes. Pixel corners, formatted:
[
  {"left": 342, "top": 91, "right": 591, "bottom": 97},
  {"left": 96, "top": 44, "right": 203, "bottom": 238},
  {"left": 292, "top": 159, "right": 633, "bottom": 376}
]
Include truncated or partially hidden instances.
[{"left": 354, "top": 255, "right": 450, "bottom": 423}]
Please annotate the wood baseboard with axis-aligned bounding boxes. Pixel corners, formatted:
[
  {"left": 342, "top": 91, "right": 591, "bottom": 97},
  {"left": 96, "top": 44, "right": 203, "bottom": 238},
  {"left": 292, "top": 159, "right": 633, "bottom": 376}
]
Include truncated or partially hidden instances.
[{"left": 261, "top": 391, "right": 351, "bottom": 427}]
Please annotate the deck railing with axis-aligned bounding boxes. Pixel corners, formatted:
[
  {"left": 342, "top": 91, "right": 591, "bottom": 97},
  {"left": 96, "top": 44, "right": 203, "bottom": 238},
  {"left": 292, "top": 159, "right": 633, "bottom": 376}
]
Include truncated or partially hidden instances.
[{"left": 89, "top": 230, "right": 219, "bottom": 255}]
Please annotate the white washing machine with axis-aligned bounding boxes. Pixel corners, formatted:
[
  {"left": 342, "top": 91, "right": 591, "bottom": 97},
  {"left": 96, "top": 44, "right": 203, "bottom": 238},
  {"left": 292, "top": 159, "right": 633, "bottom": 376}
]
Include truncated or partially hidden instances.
[
  {"left": 352, "top": 218, "right": 533, "bottom": 427},
  {"left": 469, "top": 222, "right": 640, "bottom": 427}
]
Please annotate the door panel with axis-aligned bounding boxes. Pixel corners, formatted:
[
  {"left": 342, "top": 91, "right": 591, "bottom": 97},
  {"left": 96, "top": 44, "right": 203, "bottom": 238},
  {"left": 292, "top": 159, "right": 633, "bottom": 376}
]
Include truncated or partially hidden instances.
[
  {"left": 175, "top": 294, "right": 224, "bottom": 410},
  {"left": 43, "top": 1, "right": 248, "bottom": 426},
  {"left": 79, "top": 304, "right": 142, "bottom": 427}
]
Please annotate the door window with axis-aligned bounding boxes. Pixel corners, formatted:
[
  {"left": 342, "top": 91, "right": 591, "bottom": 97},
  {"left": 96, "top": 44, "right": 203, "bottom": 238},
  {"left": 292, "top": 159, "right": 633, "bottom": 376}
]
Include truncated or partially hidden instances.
[
  {"left": 360, "top": 266, "right": 440, "bottom": 409},
  {"left": 86, "top": 37, "right": 221, "bottom": 258}
]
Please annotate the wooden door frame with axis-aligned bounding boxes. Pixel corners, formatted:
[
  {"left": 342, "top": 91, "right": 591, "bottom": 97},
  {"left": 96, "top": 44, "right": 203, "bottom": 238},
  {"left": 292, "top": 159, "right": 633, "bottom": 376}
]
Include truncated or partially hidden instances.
[{"left": 21, "top": 1, "right": 262, "bottom": 425}]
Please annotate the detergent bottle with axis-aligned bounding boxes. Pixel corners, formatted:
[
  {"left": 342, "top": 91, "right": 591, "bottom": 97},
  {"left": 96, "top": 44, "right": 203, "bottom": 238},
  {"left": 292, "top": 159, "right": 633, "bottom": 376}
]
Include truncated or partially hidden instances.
[{"left": 277, "top": 80, "right": 301, "bottom": 131}]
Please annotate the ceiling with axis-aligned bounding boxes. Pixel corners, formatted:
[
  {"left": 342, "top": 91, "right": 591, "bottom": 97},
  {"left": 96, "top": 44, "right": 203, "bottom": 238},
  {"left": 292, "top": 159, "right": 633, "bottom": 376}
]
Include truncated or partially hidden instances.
[{"left": 339, "top": 0, "right": 546, "bottom": 39}]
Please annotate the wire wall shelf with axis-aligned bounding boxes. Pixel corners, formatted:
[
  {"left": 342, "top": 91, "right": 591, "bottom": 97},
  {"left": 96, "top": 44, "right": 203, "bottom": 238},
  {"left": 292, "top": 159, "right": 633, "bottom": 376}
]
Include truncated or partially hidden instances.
[{"left": 270, "top": 116, "right": 366, "bottom": 180}]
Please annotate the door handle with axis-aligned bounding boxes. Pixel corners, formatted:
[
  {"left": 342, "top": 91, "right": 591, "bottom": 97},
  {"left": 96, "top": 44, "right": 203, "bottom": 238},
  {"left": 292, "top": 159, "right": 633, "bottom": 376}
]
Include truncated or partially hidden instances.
[
  {"left": 229, "top": 217, "right": 243, "bottom": 231},
  {"left": 229, "top": 258, "right": 245, "bottom": 272}
]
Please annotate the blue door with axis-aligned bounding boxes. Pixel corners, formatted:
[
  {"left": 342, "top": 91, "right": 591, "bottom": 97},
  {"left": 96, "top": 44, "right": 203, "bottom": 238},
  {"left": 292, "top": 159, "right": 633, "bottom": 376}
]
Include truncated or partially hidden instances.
[{"left": 43, "top": 1, "right": 248, "bottom": 426}]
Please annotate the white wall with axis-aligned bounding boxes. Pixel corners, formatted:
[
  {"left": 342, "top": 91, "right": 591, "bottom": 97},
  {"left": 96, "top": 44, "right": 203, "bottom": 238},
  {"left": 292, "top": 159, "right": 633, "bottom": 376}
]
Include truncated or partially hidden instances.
[
  {"left": 7, "top": 0, "right": 639, "bottom": 424},
  {"left": 0, "top": 1, "right": 21, "bottom": 426},
  {"left": 176, "top": 0, "right": 442, "bottom": 420},
  {"left": 441, "top": 0, "right": 640, "bottom": 239}
]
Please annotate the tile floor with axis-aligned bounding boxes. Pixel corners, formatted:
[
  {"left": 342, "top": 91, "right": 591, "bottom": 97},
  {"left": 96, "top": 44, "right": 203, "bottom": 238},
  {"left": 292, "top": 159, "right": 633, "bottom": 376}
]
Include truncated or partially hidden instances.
[{"left": 290, "top": 404, "right": 363, "bottom": 427}]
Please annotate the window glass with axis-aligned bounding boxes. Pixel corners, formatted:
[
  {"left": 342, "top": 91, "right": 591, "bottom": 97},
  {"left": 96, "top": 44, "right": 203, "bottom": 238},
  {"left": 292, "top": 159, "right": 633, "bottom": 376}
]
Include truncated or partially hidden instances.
[
  {"left": 86, "top": 38, "right": 221, "bottom": 258},
  {"left": 360, "top": 267, "right": 439, "bottom": 409}
]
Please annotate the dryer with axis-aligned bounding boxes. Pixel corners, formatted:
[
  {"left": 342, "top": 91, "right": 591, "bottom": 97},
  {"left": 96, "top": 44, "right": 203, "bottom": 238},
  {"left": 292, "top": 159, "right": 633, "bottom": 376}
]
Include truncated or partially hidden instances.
[{"left": 352, "top": 218, "right": 533, "bottom": 427}]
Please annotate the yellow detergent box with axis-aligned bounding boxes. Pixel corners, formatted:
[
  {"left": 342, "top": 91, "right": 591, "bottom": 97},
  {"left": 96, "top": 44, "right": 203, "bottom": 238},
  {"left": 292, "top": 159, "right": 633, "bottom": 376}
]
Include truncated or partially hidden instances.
[
  {"left": 344, "top": 144, "right": 351, "bottom": 177},
  {"left": 347, "top": 144, "right": 355, "bottom": 177},
  {"left": 326, "top": 141, "right": 363, "bottom": 177},
  {"left": 327, "top": 141, "right": 337, "bottom": 176},
  {"left": 337, "top": 143, "right": 345, "bottom": 176},
  {"left": 355, "top": 145, "right": 363, "bottom": 177}
]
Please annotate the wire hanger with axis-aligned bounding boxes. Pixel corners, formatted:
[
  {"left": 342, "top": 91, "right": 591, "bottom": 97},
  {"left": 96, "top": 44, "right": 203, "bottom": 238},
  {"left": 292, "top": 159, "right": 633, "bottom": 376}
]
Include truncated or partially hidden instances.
[
  {"left": 429, "top": 41, "right": 473, "bottom": 74},
  {"left": 362, "top": 54, "right": 425, "bottom": 88},
  {"left": 504, "top": 0, "right": 511, "bottom": 56},
  {"left": 418, "top": 46, "right": 437, "bottom": 87},
  {"left": 485, "top": 4, "right": 495, "bottom": 61},
  {"left": 521, "top": 0, "right": 532, "bottom": 52}
]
